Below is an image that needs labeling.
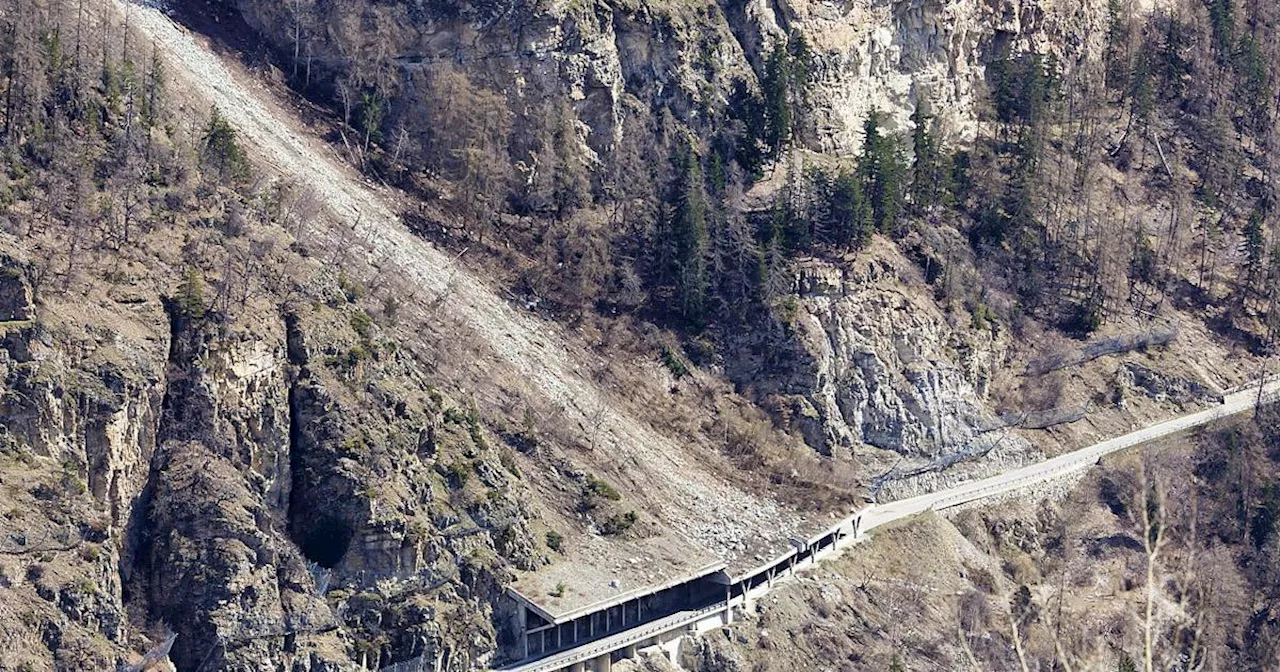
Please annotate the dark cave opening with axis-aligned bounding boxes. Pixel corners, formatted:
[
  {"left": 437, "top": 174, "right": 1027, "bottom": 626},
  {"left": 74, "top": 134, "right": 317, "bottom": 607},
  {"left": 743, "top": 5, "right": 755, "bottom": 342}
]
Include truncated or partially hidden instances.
[{"left": 301, "top": 516, "right": 353, "bottom": 568}]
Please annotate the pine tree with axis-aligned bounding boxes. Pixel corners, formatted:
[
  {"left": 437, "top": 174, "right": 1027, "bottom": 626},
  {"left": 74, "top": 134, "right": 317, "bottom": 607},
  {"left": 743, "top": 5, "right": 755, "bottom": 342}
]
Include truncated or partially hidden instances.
[
  {"left": 141, "top": 43, "right": 163, "bottom": 131},
  {"left": 830, "top": 168, "right": 873, "bottom": 249},
  {"left": 758, "top": 35, "right": 815, "bottom": 155},
  {"left": 1235, "top": 34, "right": 1270, "bottom": 130},
  {"left": 1208, "top": 0, "right": 1235, "bottom": 59},
  {"left": 909, "top": 100, "right": 946, "bottom": 214},
  {"left": 989, "top": 45, "right": 1019, "bottom": 125},
  {"left": 1243, "top": 207, "right": 1266, "bottom": 289},
  {"left": 1018, "top": 53, "right": 1051, "bottom": 128},
  {"left": 785, "top": 33, "right": 813, "bottom": 144},
  {"left": 779, "top": 159, "right": 812, "bottom": 252},
  {"left": 176, "top": 267, "right": 206, "bottom": 319},
  {"left": 201, "top": 106, "right": 247, "bottom": 182},
  {"left": 860, "top": 108, "right": 906, "bottom": 234},
  {"left": 761, "top": 43, "right": 792, "bottom": 152},
  {"left": 359, "top": 91, "right": 384, "bottom": 154},
  {"left": 1104, "top": 0, "right": 1131, "bottom": 92},
  {"left": 669, "top": 145, "right": 709, "bottom": 324},
  {"left": 1129, "top": 47, "right": 1155, "bottom": 126},
  {"left": 1160, "top": 15, "right": 1190, "bottom": 99}
]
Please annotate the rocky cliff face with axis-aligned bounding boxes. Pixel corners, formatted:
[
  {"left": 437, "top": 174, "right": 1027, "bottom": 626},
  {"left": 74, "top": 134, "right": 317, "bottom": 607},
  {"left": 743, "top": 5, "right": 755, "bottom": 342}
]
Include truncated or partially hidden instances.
[
  {"left": 0, "top": 240, "right": 538, "bottom": 670},
  {"left": 230, "top": 0, "right": 1154, "bottom": 156},
  {"left": 726, "top": 238, "right": 1040, "bottom": 494},
  {"left": 778, "top": 0, "right": 1125, "bottom": 145}
]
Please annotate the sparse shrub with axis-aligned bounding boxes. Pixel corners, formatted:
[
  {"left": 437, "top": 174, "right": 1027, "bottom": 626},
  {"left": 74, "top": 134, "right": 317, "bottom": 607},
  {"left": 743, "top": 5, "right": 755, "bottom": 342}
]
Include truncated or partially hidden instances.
[
  {"left": 80, "top": 545, "right": 102, "bottom": 562},
  {"left": 600, "top": 510, "right": 638, "bottom": 535},
  {"left": 659, "top": 344, "right": 690, "bottom": 378},
  {"left": 382, "top": 295, "right": 401, "bottom": 323},
  {"left": 499, "top": 449, "right": 521, "bottom": 477},
  {"left": 503, "top": 407, "right": 540, "bottom": 453},
  {"left": 444, "top": 460, "right": 472, "bottom": 488},
  {"left": 323, "top": 344, "right": 373, "bottom": 371},
  {"left": 338, "top": 272, "right": 363, "bottom": 302},
  {"left": 60, "top": 471, "right": 86, "bottom": 496},
  {"left": 426, "top": 387, "right": 444, "bottom": 408},
  {"left": 969, "top": 299, "right": 995, "bottom": 331},
  {"left": 812, "top": 596, "right": 834, "bottom": 619},
  {"left": 545, "top": 530, "right": 564, "bottom": 553},
  {"left": 466, "top": 400, "right": 489, "bottom": 452},
  {"left": 340, "top": 437, "right": 367, "bottom": 456},
  {"left": 585, "top": 474, "right": 622, "bottom": 502},
  {"left": 773, "top": 294, "right": 801, "bottom": 327},
  {"left": 1062, "top": 296, "right": 1103, "bottom": 337},
  {"left": 442, "top": 406, "right": 469, "bottom": 425},
  {"left": 551, "top": 582, "right": 566, "bottom": 597},
  {"left": 685, "top": 337, "right": 717, "bottom": 366},
  {"left": 350, "top": 310, "right": 373, "bottom": 339}
]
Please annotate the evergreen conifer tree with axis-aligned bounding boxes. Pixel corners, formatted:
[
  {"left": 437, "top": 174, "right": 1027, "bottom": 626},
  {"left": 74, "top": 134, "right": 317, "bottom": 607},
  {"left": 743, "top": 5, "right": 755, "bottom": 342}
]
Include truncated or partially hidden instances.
[
  {"left": 909, "top": 100, "right": 949, "bottom": 214},
  {"left": 861, "top": 108, "right": 906, "bottom": 234},
  {"left": 670, "top": 145, "right": 709, "bottom": 323},
  {"left": 201, "top": 106, "right": 247, "bottom": 181}
]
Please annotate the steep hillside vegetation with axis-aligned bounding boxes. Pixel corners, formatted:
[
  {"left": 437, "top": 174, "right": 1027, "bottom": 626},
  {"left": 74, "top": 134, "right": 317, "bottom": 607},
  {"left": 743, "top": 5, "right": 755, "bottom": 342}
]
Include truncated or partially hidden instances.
[{"left": 214, "top": 0, "right": 1280, "bottom": 485}]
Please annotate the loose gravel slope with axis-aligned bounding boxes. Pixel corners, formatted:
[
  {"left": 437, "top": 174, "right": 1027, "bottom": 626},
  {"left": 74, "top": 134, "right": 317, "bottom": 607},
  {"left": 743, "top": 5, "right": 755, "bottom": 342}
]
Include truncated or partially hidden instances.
[{"left": 111, "top": 0, "right": 807, "bottom": 575}]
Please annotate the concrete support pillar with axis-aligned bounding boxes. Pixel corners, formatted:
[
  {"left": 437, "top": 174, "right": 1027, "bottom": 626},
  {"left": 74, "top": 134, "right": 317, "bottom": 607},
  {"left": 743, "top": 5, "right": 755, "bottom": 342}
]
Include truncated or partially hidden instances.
[
  {"left": 570, "top": 664, "right": 585, "bottom": 672},
  {"left": 518, "top": 605, "right": 529, "bottom": 659},
  {"left": 593, "top": 653, "right": 612, "bottom": 672},
  {"left": 624, "top": 644, "right": 637, "bottom": 657}
]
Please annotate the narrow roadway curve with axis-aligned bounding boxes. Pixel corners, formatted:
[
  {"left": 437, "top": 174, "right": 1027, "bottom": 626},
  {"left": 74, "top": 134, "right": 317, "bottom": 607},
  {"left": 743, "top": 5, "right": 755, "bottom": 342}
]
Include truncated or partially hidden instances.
[{"left": 860, "top": 380, "right": 1280, "bottom": 533}]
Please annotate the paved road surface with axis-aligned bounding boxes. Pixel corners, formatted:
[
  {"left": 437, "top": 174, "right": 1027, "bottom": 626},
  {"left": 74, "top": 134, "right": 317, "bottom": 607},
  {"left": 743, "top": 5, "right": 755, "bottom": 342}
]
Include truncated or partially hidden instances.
[{"left": 860, "top": 380, "right": 1280, "bottom": 532}]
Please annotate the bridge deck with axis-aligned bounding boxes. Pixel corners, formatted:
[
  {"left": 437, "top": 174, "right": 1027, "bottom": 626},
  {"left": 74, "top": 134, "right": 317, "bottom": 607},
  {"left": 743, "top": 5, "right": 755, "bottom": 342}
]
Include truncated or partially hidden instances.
[{"left": 497, "top": 602, "right": 727, "bottom": 672}]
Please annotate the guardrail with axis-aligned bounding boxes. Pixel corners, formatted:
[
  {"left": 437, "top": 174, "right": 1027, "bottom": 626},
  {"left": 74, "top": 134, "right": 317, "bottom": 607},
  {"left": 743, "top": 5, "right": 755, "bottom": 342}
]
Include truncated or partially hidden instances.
[{"left": 498, "top": 602, "right": 726, "bottom": 672}]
